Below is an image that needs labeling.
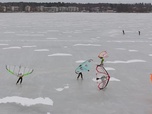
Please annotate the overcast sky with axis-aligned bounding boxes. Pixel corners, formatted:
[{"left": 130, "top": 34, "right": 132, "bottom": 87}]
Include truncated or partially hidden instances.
[{"left": 0, "top": 0, "right": 152, "bottom": 3}]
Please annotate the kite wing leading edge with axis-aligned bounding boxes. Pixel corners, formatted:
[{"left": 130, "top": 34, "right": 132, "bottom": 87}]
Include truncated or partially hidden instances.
[
  {"left": 6, "top": 65, "right": 34, "bottom": 77},
  {"left": 96, "top": 65, "right": 110, "bottom": 90},
  {"left": 98, "top": 51, "right": 108, "bottom": 58},
  {"left": 23, "top": 69, "right": 34, "bottom": 76},
  {"left": 6, "top": 65, "right": 16, "bottom": 75},
  {"left": 75, "top": 59, "right": 93, "bottom": 74}
]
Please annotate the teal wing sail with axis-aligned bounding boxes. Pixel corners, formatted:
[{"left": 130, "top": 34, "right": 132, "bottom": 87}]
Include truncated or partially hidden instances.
[{"left": 75, "top": 59, "right": 93, "bottom": 74}]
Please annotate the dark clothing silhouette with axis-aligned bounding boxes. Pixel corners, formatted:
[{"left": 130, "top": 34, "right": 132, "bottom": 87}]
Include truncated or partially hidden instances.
[
  {"left": 122, "top": 30, "right": 125, "bottom": 35},
  {"left": 16, "top": 77, "right": 23, "bottom": 84},
  {"left": 77, "top": 72, "right": 83, "bottom": 79},
  {"left": 16, "top": 73, "right": 23, "bottom": 84},
  {"left": 138, "top": 31, "right": 140, "bottom": 35}
]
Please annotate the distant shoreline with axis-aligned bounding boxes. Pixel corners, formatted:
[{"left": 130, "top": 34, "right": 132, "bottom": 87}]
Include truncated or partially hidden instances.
[{"left": 0, "top": 2, "right": 151, "bottom": 13}]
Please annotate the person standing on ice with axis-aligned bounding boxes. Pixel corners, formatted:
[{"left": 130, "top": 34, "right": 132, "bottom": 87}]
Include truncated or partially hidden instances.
[
  {"left": 122, "top": 30, "right": 125, "bottom": 35},
  {"left": 16, "top": 73, "right": 24, "bottom": 84},
  {"left": 138, "top": 31, "right": 140, "bottom": 35},
  {"left": 75, "top": 59, "right": 92, "bottom": 80}
]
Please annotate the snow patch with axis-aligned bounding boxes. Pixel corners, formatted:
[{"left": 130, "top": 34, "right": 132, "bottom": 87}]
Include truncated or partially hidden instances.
[
  {"left": 105, "top": 67, "right": 115, "bottom": 71},
  {"left": 75, "top": 60, "right": 85, "bottom": 63},
  {"left": 0, "top": 44, "right": 9, "bottom": 46},
  {"left": 106, "top": 59, "right": 146, "bottom": 63},
  {"left": 115, "top": 48, "right": 126, "bottom": 50},
  {"left": 46, "top": 38, "right": 58, "bottom": 40},
  {"left": 34, "top": 49, "right": 49, "bottom": 52},
  {"left": 73, "top": 44, "right": 101, "bottom": 46},
  {"left": 128, "top": 50, "right": 138, "bottom": 52},
  {"left": 22, "top": 45, "right": 37, "bottom": 48},
  {"left": 149, "top": 54, "right": 152, "bottom": 56},
  {"left": 48, "top": 53, "right": 72, "bottom": 57},
  {"left": 0, "top": 96, "right": 53, "bottom": 106},
  {"left": 3, "top": 46, "right": 21, "bottom": 49},
  {"left": 56, "top": 84, "right": 69, "bottom": 92},
  {"left": 110, "top": 77, "right": 120, "bottom": 81}
]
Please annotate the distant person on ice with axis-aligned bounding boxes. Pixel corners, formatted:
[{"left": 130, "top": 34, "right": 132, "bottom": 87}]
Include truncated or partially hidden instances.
[
  {"left": 138, "top": 31, "right": 140, "bottom": 35},
  {"left": 16, "top": 73, "right": 24, "bottom": 84},
  {"left": 122, "top": 30, "right": 125, "bottom": 35}
]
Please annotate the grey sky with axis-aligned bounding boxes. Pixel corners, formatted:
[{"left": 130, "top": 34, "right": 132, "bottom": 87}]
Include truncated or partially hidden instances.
[{"left": 0, "top": 0, "right": 152, "bottom": 3}]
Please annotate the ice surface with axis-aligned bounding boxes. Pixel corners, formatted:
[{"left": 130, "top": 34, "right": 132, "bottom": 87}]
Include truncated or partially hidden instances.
[{"left": 0, "top": 13, "right": 152, "bottom": 114}]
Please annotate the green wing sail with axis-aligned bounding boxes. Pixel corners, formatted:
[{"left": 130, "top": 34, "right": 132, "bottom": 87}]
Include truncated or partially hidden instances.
[
  {"left": 6, "top": 66, "right": 15, "bottom": 75},
  {"left": 23, "top": 69, "right": 34, "bottom": 76},
  {"left": 6, "top": 65, "right": 34, "bottom": 77}
]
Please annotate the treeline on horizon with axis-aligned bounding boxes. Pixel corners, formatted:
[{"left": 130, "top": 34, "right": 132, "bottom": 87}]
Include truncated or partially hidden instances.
[{"left": 0, "top": 2, "right": 152, "bottom": 12}]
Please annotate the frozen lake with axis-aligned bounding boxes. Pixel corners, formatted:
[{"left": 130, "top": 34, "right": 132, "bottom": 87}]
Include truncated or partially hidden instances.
[{"left": 0, "top": 13, "right": 152, "bottom": 114}]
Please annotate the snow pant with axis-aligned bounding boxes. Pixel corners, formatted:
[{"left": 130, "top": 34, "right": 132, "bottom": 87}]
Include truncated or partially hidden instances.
[
  {"left": 77, "top": 72, "right": 83, "bottom": 79},
  {"left": 16, "top": 77, "right": 23, "bottom": 84}
]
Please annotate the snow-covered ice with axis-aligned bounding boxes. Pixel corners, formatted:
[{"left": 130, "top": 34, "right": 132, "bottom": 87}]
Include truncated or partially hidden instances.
[
  {"left": 0, "top": 96, "right": 53, "bottom": 106},
  {"left": 0, "top": 13, "right": 152, "bottom": 114}
]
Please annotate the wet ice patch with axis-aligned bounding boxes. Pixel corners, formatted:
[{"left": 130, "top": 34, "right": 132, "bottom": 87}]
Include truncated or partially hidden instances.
[
  {"left": 34, "top": 49, "right": 49, "bottom": 52},
  {"left": 48, "top": 53, "right": 72, "bottom": 57},
  {"left": 73, "top": 44, "right": 101, "bottom": 46},
  {"left": 47, "top": 30, "right": 59, "bottom": 32},
  {"left": 74, "top": 30, "right": 82, "bottom": 33},
  {"left": 4, "top": 31, "right": 15, "bottom": 34},
  {"left": 56, "top": 84, "right": 69, "bottom": 92},
  {"left": 62, "top": 31, "right": 72, "bottom": 34},
  {"left": 16, "top": 34, "right": 44, "bottom": 36},
  {"left": 3, "top": 46, "right": 21, "bottom": 49},
  {"left": 106, "top": 59, "right": 146, "bottom": 63},
  {"left": 0, "top": 96, "right": 53, "bottom": 106},
  {"left": 64, "top": 46, "right": 68, "bottom": 48}
]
